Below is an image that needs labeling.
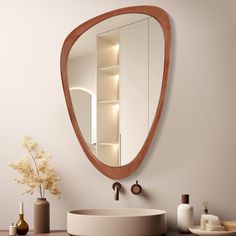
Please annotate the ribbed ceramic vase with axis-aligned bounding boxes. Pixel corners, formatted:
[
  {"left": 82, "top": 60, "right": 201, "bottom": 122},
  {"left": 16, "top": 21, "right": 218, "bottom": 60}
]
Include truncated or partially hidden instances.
[{"left": 34, "top": 198, "right": 50, "bottom": 234}]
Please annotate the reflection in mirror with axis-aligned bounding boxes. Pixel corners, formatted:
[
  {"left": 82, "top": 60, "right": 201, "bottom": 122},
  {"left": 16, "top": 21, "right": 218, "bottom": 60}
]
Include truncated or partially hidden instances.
[{"left": 67, "top": 13, "right": 164, "bottom": 167}]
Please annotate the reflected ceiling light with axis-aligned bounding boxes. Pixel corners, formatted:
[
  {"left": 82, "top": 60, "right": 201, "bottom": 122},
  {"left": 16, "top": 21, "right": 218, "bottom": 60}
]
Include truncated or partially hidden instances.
[
  {"left": 113, "top": 143, "right": 119, "bottom": 149},
  {"left": 114, "top": 104, "right": 119, "bottom": 111},
  {"left": 113, "top": 74, "right": 119, "bottom": 81},
  {"left": 114, "top": 44, "right": 119, "bottom": 52}
]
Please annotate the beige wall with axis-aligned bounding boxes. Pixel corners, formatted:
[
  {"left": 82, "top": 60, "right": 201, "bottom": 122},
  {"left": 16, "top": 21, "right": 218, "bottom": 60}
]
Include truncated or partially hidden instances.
[{"left": 0, "top": 0, "right": 236, "bottom": 231}]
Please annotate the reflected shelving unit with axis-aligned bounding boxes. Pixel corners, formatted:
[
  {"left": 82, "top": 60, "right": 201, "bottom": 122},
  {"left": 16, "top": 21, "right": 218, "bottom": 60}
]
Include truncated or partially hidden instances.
[{"left": 97, "top": 29, "right": 120, "bottom": 167}]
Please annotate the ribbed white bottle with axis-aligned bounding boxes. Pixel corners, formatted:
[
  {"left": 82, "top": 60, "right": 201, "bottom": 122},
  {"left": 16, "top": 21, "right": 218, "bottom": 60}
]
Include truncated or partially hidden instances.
[{"left": 177, "top": 194, "right": 194, "bottom": 233}]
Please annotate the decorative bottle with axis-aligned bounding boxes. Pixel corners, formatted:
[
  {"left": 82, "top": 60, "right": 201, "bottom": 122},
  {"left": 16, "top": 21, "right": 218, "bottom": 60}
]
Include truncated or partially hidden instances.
[
  {"left": 177, "top": 194, "right": 194, "bottom": 233},
  {"left": 16, "top": 202, "right": 29, "bottom": 235}
]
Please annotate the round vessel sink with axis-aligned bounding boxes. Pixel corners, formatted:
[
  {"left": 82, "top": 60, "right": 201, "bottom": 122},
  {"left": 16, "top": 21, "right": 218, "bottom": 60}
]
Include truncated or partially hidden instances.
[{"left": 67, "top": 208, "right": 167, "bottom": 236}]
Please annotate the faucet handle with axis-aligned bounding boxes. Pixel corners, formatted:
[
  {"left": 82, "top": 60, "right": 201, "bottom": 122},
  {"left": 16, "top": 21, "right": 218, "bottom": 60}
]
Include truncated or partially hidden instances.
[
  {"left": 112, "top": 182, "right": 121, "bottom": 191},
  {"left": 131, "top": 180, "right": 142, "bottom": 195}
]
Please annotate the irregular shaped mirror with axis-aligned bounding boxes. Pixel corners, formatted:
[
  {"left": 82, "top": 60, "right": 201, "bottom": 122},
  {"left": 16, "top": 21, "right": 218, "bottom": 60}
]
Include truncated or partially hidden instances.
[{"left": 61, "top": 6, "right": 171, "bottom": 179}]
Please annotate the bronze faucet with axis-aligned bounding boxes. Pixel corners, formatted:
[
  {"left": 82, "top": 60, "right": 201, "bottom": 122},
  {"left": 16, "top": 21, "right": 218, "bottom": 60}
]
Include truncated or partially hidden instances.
[{"left": 112, "top": 182, "right": 122, "bottom": 201}]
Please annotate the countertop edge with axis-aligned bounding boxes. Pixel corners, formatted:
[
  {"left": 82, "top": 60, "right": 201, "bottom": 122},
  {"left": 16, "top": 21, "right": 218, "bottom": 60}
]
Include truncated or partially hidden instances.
[{"left": 0, "top": 230, "right": 193, "bottom": 235}]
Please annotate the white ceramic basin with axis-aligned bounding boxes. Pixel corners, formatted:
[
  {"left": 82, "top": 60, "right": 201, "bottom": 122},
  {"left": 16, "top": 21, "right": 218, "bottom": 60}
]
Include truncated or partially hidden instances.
[{"left": 67, "top": 208, "right": 167, "bottom": 236}]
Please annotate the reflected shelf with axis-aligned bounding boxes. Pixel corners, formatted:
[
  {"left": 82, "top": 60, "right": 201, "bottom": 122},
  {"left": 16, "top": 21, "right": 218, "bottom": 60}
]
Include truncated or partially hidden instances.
[
  {"left": 98, "top": 100, "right": 119, "bottom": 105},
  {"left": 98, "top": 64, "right": 119, "bottom": 75},
  {"left": 86, "top": 143, "right": 97, "bottom": 147},
  {"left": 98, "top": 142, "right": 119, "bottom": 146}
]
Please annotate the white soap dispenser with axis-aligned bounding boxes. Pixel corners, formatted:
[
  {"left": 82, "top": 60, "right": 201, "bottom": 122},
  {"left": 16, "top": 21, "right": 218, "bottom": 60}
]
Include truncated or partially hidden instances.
[{"left": 177, "top": 194, "right": 194, "bottom": 233}]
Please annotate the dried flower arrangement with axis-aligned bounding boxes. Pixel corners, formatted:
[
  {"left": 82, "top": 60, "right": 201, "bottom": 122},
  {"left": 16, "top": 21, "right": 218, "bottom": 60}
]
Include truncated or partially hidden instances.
[{"left": 9, "top": 136, "right": 61, "bottom": 198}]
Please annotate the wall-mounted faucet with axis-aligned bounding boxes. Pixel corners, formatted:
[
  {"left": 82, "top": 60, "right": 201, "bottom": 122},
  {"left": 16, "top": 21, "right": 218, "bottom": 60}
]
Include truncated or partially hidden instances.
[{"left": 112, "top": 182, "right": 122, "bottom": 201}]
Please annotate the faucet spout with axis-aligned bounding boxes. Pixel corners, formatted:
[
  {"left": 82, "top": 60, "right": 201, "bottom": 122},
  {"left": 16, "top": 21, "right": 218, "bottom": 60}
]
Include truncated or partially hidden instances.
[
  {"left": 115, "top": 186, "right": 119, "bottom": 200},
  {"left": 112, "top": 182, "right": 121, "bottom": 201}
]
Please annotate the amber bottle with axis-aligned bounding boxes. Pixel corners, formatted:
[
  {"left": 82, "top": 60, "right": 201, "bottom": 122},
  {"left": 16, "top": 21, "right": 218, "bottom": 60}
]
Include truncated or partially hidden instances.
[{"left": 16, "top": 214, "right": 29, "bottom": 235}]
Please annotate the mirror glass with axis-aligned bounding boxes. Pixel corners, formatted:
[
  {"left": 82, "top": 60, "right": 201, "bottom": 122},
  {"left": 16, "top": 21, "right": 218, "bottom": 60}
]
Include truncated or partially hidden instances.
[{"left": 67, "top": 13, "right": 164, "bottom": 167}]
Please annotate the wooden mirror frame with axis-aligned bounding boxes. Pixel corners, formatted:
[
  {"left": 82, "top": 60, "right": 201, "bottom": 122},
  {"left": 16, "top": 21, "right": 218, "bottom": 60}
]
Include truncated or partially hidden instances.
[{"left": 60, "top": 5, "right": 171, "bottom": 179}]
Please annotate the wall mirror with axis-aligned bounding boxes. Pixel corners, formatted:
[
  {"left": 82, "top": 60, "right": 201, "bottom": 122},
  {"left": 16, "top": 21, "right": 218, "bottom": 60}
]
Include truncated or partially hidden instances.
[{"left": 61, "top": 6, "right": 171, "bottom": 179}]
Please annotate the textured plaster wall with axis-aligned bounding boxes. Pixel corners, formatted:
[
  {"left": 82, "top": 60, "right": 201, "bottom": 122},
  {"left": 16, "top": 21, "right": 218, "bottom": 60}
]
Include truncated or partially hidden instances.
[{"left": 0, "top": 0, "right": 236, "bottom": 230}]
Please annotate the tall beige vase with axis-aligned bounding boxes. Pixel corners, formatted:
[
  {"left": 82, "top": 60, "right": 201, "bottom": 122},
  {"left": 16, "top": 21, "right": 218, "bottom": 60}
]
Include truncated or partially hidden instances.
[{"left": 34, "top": 198, "right": 50, "bottom": 234}]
